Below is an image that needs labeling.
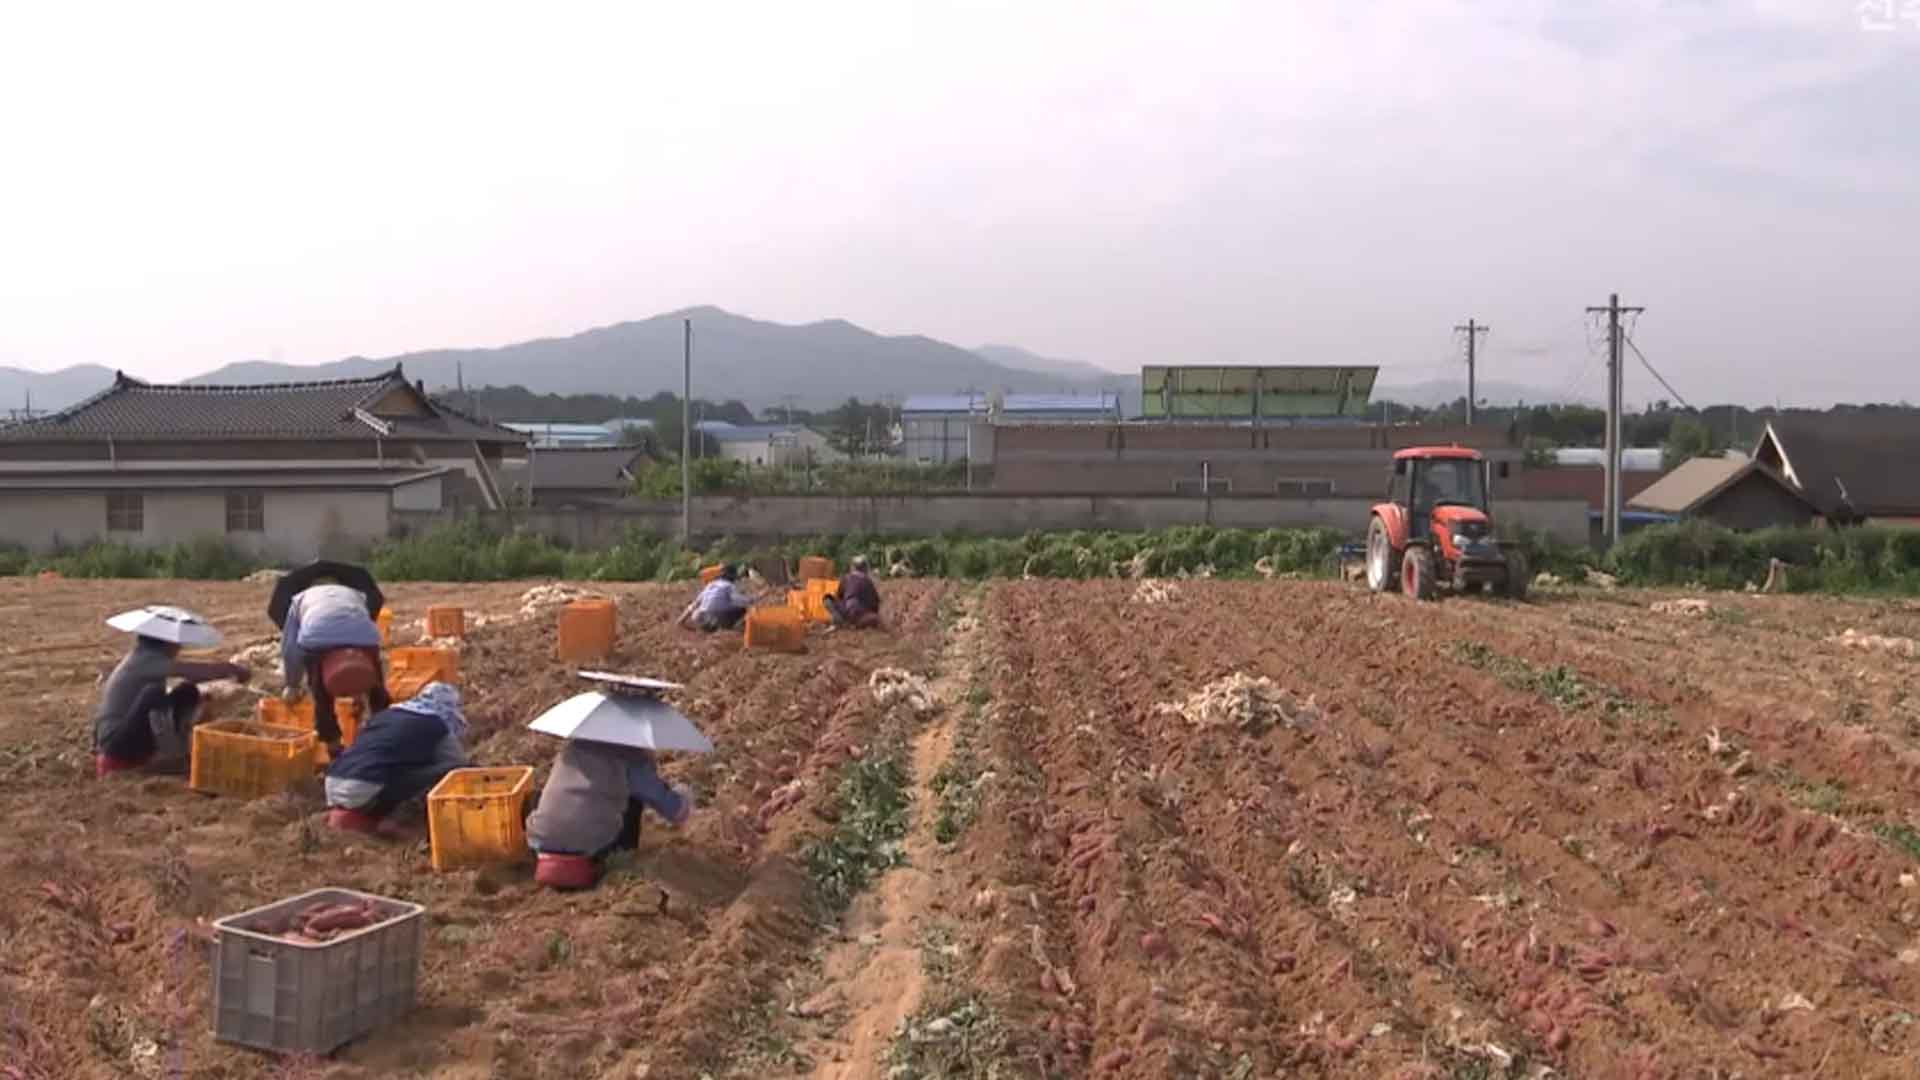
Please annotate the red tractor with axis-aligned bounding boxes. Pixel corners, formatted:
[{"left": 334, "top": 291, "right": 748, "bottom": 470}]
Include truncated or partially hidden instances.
[{"left": 1364, "top": 446, "right": 1529, "bottom": 601}]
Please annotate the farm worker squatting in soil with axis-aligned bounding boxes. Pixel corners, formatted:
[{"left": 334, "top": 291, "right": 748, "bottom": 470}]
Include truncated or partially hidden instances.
[
  {"left": 93, "top": 608, "right": 252, "bottom": 777},
  {"left": 676, "top": 564, "right": 761, "bottom": 632},
  {"left": 525, "top": 740, "right": 692, "bottom": 890},
  {"left": 323, "top": 681, "right": 468, "bottom": 837},
  {"left": 280, "top": 582, "right": 392, "bottom": 758},
  {"left": 825, "top": 554, "right": 882, "bottom": 629}
]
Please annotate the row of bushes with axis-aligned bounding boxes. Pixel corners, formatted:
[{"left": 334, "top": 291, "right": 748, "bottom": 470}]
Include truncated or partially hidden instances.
[
  {"left": 10, "top": 520, "right": 1920, "bottom": 594},
  {"left": 1606, "top": 519, "right": 1920, "bottom": 592},
  {"left": 0, "top": 536, "right": 266, "bottom": 580}
]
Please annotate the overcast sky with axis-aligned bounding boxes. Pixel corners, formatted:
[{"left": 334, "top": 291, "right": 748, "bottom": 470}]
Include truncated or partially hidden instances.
[{"left": 2, "top": 0, "right": 1915, "bottom": 406}]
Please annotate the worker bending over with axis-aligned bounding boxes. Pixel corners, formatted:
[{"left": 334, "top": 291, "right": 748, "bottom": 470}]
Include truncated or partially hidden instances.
[
  {"left": 826, "top": 555, "right": 882, "bottom": 629},
  {"left": 526, "top": 740, "right": 691, "bottom": 889},
  {"left": 323, "top": 682, "right": 468, "bottom": 836},
  {"left": 677, "top": 564, "right": 758, "bottom": 632},
  {"left": 282, "top": 582, "right": 391, "bottom": 757}
]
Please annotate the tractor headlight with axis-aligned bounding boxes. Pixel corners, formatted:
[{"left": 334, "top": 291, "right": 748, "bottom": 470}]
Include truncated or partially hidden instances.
[{"left": 1451, "top": 533, "right": 1469, "bottom": 549}]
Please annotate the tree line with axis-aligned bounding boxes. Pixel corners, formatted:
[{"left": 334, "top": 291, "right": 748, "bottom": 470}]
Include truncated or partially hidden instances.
[{"left": 453, "top": 382, "right": 1919, "bottom": 469}]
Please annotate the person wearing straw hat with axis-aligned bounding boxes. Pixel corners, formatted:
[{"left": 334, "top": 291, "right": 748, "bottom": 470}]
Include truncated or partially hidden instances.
[
  {"left": 322, "top": 682, "right": 469, "bottom": 837},
  {"left": 825, "top": 554, "right": 883, "bottom": 630},
  {"left": 93, "top": 605, "right": 252, "bottom": 777},
  {"left": 524, "top": 674, "right": 706, "bottom": 890}
]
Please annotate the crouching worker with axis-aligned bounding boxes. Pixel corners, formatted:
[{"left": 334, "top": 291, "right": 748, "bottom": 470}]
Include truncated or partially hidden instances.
[
  {"left": 324, "top": 682, "right": 468, "bottom": 837},
  {"left": 676, "top": 564, "right": 757, "bottom": 633},
  {"left": 94, "top": 606, "right": 250, "bottom": 777},
  {"left": 280, "top": 580, "right": 391, "bottom": 758},
  {"left": 825, "top": 555, "right": 882, "bottom": 629},
  {"left": 526, "top": 740, "right": 691, "bottom": 890}
]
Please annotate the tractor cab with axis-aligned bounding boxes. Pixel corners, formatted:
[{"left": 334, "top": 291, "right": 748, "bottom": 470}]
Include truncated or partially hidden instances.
[
  {"left": 1389, "top": 449, "right": 1495, "bottom": 540},
  {"left": 1365, "top": 447, "right": 1526, "bottom": 601}
]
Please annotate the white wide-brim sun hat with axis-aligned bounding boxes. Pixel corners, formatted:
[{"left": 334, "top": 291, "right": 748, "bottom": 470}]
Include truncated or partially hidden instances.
[
  {"left": 528, "top": 691, "right": 713, "bottom": 754},
  {"left": 105, "top": 605, "right": 223, "bottom": 648}
]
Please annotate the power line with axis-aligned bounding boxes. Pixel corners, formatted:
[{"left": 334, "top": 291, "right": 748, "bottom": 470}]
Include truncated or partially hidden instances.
[{"left": 1622, "top": 334, "right": 1691, "bottom": 412}]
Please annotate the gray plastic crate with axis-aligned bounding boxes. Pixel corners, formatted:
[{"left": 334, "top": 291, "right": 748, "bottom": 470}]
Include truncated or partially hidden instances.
[{"left": 211, "top": 886, "right": 425, "bottom": 1055}]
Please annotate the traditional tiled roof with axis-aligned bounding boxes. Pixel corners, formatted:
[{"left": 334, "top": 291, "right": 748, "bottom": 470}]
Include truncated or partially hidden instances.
[{"left": 0, "top": 366, "right": 525, "bottom": 444}]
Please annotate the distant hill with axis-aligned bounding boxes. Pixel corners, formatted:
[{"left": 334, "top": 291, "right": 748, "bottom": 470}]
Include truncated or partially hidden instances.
[
  {"left": 177, "top": 307, "right": 1135, "bottom": 410},
  {"left": 0, "top": 311, "right": 1585, "bottom": 417},
  {"left": 973, "top": 343, "right": 1122, "bottom": 382},
  {"left": 0, "top": 363, "right": 117, "bottom": 418}
]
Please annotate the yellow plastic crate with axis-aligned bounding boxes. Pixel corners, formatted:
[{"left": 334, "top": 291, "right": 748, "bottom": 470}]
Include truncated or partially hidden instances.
[
  {"left": 426, "top": 767, "right": 535, "bottom": 871},
  {"left": 375, "top": 607, "right": 393, "bottom": 646},
  {"left": 425, "top": 606, "right": 465, "bottom": 639},
  {"left": 792, "top": 578, "right": 839, "bottom": 624},
  {"left": 190, "top": 720, "right": 318, "bottom": 799},
  {"left": 557, "top": 599, "right": 617, "bottom": 663},
  {"left": 386, "top": 646, "right": 459, "bottom": 700},
  {"left": 744, "top": 606, "right": 807, "bottom": 653},
  {"left": 256, "top": 696, "right": 363, "bottom": 749}
]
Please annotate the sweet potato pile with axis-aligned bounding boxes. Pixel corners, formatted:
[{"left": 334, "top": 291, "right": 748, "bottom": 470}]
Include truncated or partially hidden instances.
[{"left": 259, "top": 898, "right": 387, "bottom": 943}]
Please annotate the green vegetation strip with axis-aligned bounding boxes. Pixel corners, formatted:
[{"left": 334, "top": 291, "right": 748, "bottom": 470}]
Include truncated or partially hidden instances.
[
  {"left": 1450, "top": 642, "right": 1637, "bottom": 717},
  {"left": 16, "top": 513, "right": 1920, "bottom": 595},
  {"left": 803, "top": 749, "right": 912, "bottom": 914},
  {"left": 883, "top": 997, "right": 1012, "bottom": 1080},
  {"left": 929, "top": 685, "right": 990, "bottom": 846}
]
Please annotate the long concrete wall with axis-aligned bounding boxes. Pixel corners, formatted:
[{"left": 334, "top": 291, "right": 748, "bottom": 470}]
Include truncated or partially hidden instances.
[
  {"left": 0, "top": 490, "right": 392, "bottom": 562},
  {"left": 394, "top": 495, "right": 1591, "bottom": 547}
]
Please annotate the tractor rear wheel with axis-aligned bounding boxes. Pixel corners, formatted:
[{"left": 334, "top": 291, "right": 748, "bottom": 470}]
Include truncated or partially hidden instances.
[
  {"left": 1365, "top": 516, "right": 1400, "bottom": 593},
  {"left": 1401, "top": 545, "right": 1436, "bottom": 601},
  {"left": 1499, "top": 549, "right": 1531, "bottom": 601}
]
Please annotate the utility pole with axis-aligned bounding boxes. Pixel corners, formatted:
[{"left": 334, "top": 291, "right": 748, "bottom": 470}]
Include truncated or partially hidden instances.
[
  {"left": 1453, "top": 319, "right": 1488, "bottom": 425},
  {"left": 681, "top": 318, "right": 692, "bottom": 546},
  {"left": 1585, "top": 293, "right": 1644, "bottom": 545}
]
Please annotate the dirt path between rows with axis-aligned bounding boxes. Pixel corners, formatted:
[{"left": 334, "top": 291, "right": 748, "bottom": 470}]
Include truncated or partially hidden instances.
[{"left": 801, "top": 590, "right": 983, "bottom": 1079}]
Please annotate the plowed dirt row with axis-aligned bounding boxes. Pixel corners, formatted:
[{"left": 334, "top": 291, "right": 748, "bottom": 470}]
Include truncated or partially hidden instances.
[
  {"left": 6, "top": 578, "right": 1920, "bottom": 1078},
  {"left": 0, "top": 578, "right": 948, "bottom": 1079},
  {"left": 958, "top": 582, "right": 1920, "bottom": 1079}
]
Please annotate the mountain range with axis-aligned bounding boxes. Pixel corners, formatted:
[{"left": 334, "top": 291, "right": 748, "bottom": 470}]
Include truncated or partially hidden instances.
[{"left": 0, "top": 305, "right": 1544, "bottom": 417}]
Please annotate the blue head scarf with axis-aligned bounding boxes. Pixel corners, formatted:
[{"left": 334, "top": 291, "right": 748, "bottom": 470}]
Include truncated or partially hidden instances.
[{"left": 394, "top": 681, "right": 466, "bottom": 738}]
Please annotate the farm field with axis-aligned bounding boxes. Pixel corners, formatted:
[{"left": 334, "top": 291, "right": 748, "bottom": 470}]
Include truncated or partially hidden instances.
[{"left": 5, "top": 576, "right": 1920, "bottom": 1078}]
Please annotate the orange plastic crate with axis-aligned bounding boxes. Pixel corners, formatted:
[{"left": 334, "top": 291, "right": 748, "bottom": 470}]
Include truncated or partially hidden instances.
[
  {"left": 744, "top": 606, "right": 807, "bottom": 653},
  {"left": 787, "top": 578, "right": 838, "bottom": 624},
  {"left": 256, "top": 696, "right": 363, "bottom": 749},
  {"left": 190, "top": 720, "right": 318, "bottom": 798},
  {"left": 796, "top": 556, "right": 835, "bottom": 582},
  {"left": 557, "top": 599, "right": 617, "bottom": 662},
  {"left": 425, "top": 606, "right": 465, "bottom": 639},
  {"left": 386, "top": 646, "right": 459, "bottom": 701},
  {"left": 375, "top": 607, "right": 393, "bottom": 646},
  {"left": 426, "top": 766, "right": 535, "bottom": 871},
  {"left": 698, "top": 564, "right": 725, "bottom": 585}
]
